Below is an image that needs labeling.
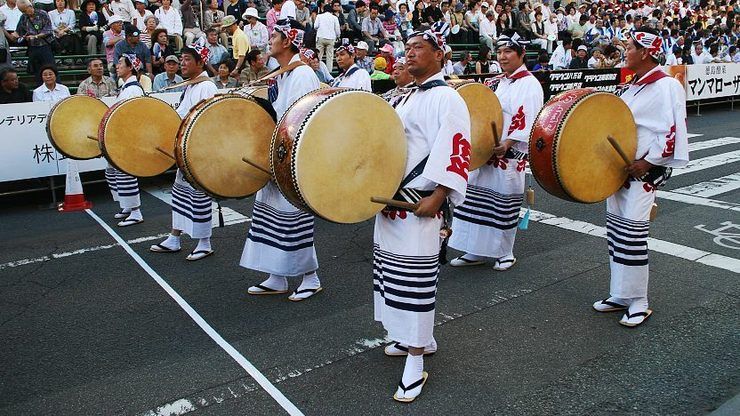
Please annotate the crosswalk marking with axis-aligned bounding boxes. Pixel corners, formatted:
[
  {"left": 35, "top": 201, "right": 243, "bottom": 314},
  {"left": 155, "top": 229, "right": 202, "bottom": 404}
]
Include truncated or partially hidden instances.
[
  {"left": 671, "top": 149, "right": 740, "bottom": 177},
  {"left": 670, "top": 173, "right": 740, "bottom": 198},
  {"left": 657, "top": 191, "right": 740, "bottom": 212},
  {"left": 687, "top": 136, "right": 740, "bottom": 152}
]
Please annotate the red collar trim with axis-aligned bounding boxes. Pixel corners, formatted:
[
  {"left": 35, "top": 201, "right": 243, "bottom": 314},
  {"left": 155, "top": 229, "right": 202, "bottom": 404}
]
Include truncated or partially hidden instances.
[
  {"left": 507, "top": 69, "right": 533, "bottom": 80},
  {"left": 634, "top": 69, "right": 668, "bottom": 86}
]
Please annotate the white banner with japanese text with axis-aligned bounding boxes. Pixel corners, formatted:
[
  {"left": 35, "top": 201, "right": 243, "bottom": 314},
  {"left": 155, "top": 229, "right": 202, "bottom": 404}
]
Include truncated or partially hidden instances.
[
  {"left": 685, "top": 63, "right": 740, "bottom": 102},
  {"left": 0, "top": 92, "right": 182, "bottom": 183}
]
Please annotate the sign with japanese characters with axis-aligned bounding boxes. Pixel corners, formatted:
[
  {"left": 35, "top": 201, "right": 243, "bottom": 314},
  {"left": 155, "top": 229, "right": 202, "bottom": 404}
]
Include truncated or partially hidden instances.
[
  {"left": 0, "top": 92, "right": 183, "bottom": 183},
  {"left": 685, "top": 63, "right": 740, "bottom": 101}
]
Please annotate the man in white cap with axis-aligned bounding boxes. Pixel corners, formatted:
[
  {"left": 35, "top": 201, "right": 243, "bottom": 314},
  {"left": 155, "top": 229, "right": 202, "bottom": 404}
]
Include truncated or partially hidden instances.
[
  {"left": 569, "top": 44, "right": 589, "bottom": 68},
  {"left": 354, "top": 40, "right": 373, "bottom": 73},
  {"left": 243, "top": 7, "right": 269, "bottom": 53},
  {"left": 242, "top": 19, "right": 324, "bottom": 302},
  {"left": 332, "top": 41, "right": 372, "bottom": 91},
  {"left": 221, "top": 15, "right": 252, "bottom": 78},
  {"left": 103, "top": 15, "right": 125, "bottom": 76}
]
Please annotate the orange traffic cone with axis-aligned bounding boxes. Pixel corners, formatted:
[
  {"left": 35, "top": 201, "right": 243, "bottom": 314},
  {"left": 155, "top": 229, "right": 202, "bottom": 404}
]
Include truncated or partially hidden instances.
[{"left": 58, "top": 159, "right": 92, "bottom": 212}]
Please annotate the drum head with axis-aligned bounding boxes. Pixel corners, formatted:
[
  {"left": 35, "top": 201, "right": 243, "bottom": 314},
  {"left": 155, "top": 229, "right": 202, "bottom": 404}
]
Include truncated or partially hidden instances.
[
  {"left": 293, "top": 90, "right": 406, "bottom": 223},
  {"left": 47, "top": 95, "right": 106, "bottom": 159},
  {"left": 177, "top": 94, "right": 274, "bottom": 198},
  {"left": 100, "top": 96, "right": 180, "bottom": 177},
  {"left": 450, "top": 81, "right": 503, "bottom": 171},
  {"left": 556, "top": 92, "right": 636, "bottom": 203}
]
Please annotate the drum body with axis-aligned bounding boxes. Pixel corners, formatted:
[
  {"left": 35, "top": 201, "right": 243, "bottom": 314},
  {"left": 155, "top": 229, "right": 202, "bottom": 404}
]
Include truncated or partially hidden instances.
[
  {"left": 47, "top": 95, "right": 107, "bottom": 159},
  {"left": 448, "top": 80, "right": 503, "bottom": 171},
  {"left": 271, "top": 88, "right": 407, "bottom": 224},
  {"left": 529, "top": 88, "right": 637, "bottom": 203},
  {"left": 99, "top": 96, "right": 180, "bottom": 177},
  {"left": 176, "top": 93, "right": 275, "bottom": 198}
]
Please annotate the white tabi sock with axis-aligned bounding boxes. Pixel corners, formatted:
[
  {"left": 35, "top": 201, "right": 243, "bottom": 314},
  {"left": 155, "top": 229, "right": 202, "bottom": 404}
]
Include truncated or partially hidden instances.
[
  {"left": 160, "top": 234, "right": 181, "bottom": 250},
  {"left": 461, "top": 253, "right": 485, "bottom": 262},
  {"left": 195, "top": 237, "right": 212, "bottom": 252},
  {"left": 627, "top": 296, "right": 649, "bottom": 314},
  {"left": 401, "top": 353, "right": 424, "bottom": 387},
  {"left": 126, "top": 208, "right": 142, "bottom": 221},
  {"left": 288, "top": 272, "right": 322, "bottom": 300},
  {"left": 297, "top": 272, "right": 321, "bottom": 291},
  {"left": 260, "top": 274, "right": 288, "bottom": 291}
]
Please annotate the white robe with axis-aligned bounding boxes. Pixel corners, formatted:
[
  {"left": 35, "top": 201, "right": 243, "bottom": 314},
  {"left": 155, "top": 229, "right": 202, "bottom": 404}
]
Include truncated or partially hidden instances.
[
  {"left": 374, "top": 71, "right": 471, "bottom": 347},
  {"left": 171, "top": 72, "right": 218, "bottom": 239},
  {"left": 449, "top": 65, "right": 543, "bottom": 259},
  {"left": 331, "top": 63, "right": 372, "bottom": 91},
  {"left": 607, "top": 66, "right": 688, "bottom": 299},
  {"left": 240, "top": 54, "right": 321, "bottom": 277},
  {"left": 106, "top": 75, "right": 144, "bottom": 211}
]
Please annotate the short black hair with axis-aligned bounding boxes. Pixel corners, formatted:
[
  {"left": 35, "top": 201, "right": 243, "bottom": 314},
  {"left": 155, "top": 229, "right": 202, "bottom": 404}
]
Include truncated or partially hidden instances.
[
  {"left": 246, "top": 49, "right": 262, "bottom": 64},
  {"left": 86, "top": 57, "right": 105, "bottom": 68},
  {"left": 219, "top": 58, "right": 236, "bottom": 71},
  {"left": 0, "top": 67, "right": 18, "bottom": 82},
  {"left": 39, "top": 64, "right": 59, "bottom": 78}
]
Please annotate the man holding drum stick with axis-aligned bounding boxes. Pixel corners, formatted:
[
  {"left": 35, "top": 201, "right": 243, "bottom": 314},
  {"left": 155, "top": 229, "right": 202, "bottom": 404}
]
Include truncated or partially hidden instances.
[
  {"left": 448, "top": 29, "right": 543, "bottom": 271},
  {"left": 107, "top": 54, "right": 146, "bottom": 227},
  {"left": 149, "top": 41, "right": 218, "bottom": 261},
  {"left": 593, "top": 28, "right": 689, "bottom": 327},
  {"left": 374, "top": 28, "right": 470, "bottom": 402},
  {"left": 241, "top": 19, "right": 324, "bottom": 302}
]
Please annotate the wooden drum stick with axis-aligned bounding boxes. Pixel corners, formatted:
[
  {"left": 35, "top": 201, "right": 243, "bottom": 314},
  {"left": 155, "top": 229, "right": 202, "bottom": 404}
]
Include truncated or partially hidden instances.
[
  {"left": 491, "top": 121, "right": 500, "bottom": 148},
  {"left": 370, "top": 197, "right": 419, "bottom": 211},
  {"left": 607, "top": 135, "right": 632, "bottom": 167},
  {"left": 87, "top": 135, "right": 98, "bottom": 141},
  {"left": 241, "top": 157, "right": 271, "bottom": 176},
  {"left": 156, "top": 146, "right": 176, "bottom": 160}
]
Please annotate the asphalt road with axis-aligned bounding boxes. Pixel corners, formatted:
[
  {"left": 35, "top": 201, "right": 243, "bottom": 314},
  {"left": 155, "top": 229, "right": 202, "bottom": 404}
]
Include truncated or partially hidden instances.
[{"left": 1, "top": 105, "right": 738, "bottom": 416}]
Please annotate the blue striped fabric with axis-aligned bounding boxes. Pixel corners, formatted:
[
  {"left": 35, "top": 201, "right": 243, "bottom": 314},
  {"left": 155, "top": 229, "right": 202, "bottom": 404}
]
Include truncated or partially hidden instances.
[
  {"left": 247, "top": 201, "right": 315, "bottom": 252},
  {"left": 373, "top": 245, "right": 439, "bottom": 313},
  {"left": 453, "top": 185, "right": 523, "bottom": 230},
  {"left": 171, "top": 181, "right": 212, "bottom": 223},
  {"left": 607, "top": 212, "right": 650, "bottom": 267}
]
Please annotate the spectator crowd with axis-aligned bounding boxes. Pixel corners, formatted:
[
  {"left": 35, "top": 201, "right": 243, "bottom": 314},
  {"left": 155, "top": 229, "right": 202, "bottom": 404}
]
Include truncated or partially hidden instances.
[{"left": 1, "top": 0, "right": 739, "bottom": 104}]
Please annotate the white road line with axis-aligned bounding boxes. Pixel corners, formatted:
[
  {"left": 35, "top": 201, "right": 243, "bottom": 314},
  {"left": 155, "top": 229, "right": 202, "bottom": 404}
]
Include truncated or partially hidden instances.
[
  {"left": 687, "top": 136, "right": 740, "bottom": 152},
  {"left": 670, "top": 173, "right": 740, "bottom": 198},
  {"left": 84, "top": 209, "right": 304, "bottom": 416},
  {"left": 671, "top": 149, "right": 740, "bottom": 177},
  {"left": 144, "top": 186, "right": 250, "bottom": 227},
  {"left": 657, "top": 191, "right": 740, "bottom": 212},
  {"left": 526, "top": 209, "right": 740, "bottom": 274},
  {"left": 0, "top": 233, "right": 170, "bottom": 271},
  {"left": 686, "top": 133, "right": 703, "bottom": 139}
]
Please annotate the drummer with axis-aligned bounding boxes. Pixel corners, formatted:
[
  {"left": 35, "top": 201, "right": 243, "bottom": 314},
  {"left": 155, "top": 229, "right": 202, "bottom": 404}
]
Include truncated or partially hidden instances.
[
  {"left": 331, "top": 41, "right": 372, "bottom": 91},
  {"left": 593, "top": 28, "right": 688, "bottom": 327},
  {"left": 375, "top": 28, "right": 470, "bottom": 402},
  {"left": 149, "top": 41, "right": 218, "bottom": 261},
  {"left": 106, "top": 54, "right": 146, "bottom": 227},
  {"left": 241, "top": 19, "right": 324, "bottom": 302},
  {"left": 448, "top": 30, "right": 543, "bottom": 271}
]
